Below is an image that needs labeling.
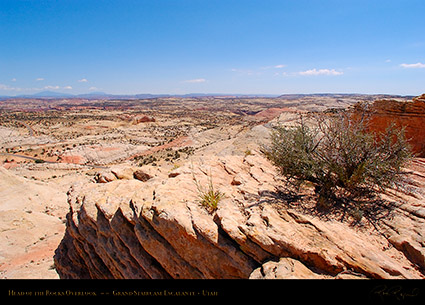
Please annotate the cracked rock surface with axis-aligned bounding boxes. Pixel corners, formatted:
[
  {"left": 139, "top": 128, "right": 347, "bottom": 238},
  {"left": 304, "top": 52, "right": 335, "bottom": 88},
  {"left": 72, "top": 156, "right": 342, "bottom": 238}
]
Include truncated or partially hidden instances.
[{"left": 54, "top": 123, "right": 425, "bottom": 279}]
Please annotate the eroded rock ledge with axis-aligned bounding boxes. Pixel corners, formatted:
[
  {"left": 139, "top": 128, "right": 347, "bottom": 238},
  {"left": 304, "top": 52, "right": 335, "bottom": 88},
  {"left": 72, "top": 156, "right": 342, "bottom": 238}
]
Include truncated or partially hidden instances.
[{"left": 54, "top": 148, "right": 425, "bottom": 279}]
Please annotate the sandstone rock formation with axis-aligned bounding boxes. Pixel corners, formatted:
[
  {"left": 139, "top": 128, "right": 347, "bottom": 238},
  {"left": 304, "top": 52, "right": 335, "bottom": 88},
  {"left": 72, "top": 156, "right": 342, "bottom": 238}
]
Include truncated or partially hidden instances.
[
  {"left": 54, "top": 122, "right": 425, "bottom": 279},
  {"left": 60, "top": 143, "right": 151, "bottom": 165},
  {"left": 357, "top": 94, "right": 425, "bottom": 157},
  {"left": 253, "top": 107, "right": 293, "bottom": 122},
  {"left": 132, "top": 115, "right": 155, "bottom": 124},
  {"left": 3, "top": 94, "right": 420, "bottom": 279}
]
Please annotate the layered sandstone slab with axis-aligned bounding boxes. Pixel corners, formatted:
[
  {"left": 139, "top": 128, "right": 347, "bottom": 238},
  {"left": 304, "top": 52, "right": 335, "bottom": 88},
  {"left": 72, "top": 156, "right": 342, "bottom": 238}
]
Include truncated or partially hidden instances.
[{"left": 54, "top": 130, "right": 425, "bottom": 279}]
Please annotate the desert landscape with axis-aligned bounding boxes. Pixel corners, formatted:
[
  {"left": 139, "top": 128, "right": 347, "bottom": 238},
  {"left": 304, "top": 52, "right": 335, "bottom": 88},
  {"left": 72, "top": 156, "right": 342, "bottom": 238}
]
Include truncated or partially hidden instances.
[
  {"left": 2, "top": 1, "right": 425, "bottom": 301},
  {"left": 1, "top": 93, "right": 424, "bottom": 279}
]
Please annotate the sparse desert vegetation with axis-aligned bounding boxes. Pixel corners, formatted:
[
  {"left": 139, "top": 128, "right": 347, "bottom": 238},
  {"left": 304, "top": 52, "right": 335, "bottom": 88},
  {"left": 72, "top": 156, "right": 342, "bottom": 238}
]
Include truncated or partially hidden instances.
[
  {"left": 1, "top": 94, "right": 424, "bottom": 281},
  {"left": 263, "top": 109, "right": 413, "bottom": 215}
]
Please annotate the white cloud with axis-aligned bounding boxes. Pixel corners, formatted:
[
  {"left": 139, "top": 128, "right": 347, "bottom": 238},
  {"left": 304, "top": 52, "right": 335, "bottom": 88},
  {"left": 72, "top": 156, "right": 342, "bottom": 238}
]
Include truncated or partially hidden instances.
[
  {"left": 44, "top": 85, "right": 60, "bottom": 90},
  {"left": 78, "top": 78, "right": 88, "bottom": 82},
  {"left": 0, "top": 84, "right": 74, "bottom": 93},
  {"left": 43, "top": 85, "right": 74, "bottom": 90},
  {"left": 400, "top": 62, "right": 425, "bottom": 69},
  {"left": 230, "top": 68, "right": 262, "bottom": 76},
  {"left": 273, "top": 71, "right": 289, "bottom": 77},
  {"left": 11, "top": 78, "right": 16, "bottom": 82},
  {"left": 36, "top": 78, "right": 44, "bottom": 81},
  {"left": 299, "top": 68, "right": 343, "bottom": 76},
  {"left": 0, "top": 84, "right": 30, "bottom": 92},
  {"left": 89, "top": 87, "right": 99, "bottom": 91},
  {"left": 183, "top": 78, "right": 206, "bottom": 83},
  {"left": 260, "top": 64, "right": 286, "bottom": 70}
]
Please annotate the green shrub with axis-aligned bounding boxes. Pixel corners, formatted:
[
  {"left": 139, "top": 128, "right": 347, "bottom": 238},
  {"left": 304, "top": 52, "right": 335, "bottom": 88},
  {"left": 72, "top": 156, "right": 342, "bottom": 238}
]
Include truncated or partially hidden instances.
[{"left": 263, "top": 111, "right": 413, "bottom": 209}]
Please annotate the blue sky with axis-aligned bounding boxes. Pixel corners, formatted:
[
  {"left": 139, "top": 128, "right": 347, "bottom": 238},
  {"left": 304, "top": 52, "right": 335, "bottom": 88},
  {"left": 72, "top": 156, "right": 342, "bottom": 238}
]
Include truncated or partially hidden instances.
[{"left": 0, "top": 0, "right": 424, "bottom": 95}]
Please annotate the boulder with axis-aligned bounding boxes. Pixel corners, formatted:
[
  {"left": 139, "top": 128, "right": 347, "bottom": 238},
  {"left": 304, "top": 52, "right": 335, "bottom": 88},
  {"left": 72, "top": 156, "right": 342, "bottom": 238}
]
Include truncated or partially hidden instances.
[
  {"left": 95, "top": 171, "right": 117, "bottom": 183},
  {"left": 110, "top": 166, "right": 134, "bottom": 180},
  {"left": 249, "top": 257, "right": 325, "bottom": 279},
  {"left": 133, "top": 170, "right": 152, "bottom": 182}
]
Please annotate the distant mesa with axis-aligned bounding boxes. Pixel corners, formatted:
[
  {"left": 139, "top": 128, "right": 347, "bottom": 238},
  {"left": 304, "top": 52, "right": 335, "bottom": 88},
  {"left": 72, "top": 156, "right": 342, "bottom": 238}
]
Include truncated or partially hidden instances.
[
  {"left": 12, "top": 91, "right": 108, "bottom": 99},
  {"left": 1, "top": 91, "right": 280, "bottom": 100},
  {"left": 0, "top": 92, "right": 416, "bottom": 101},
  {"left": 76, "top": 92, "right": 109, "bottom": 98},
  {"left": 32, "top": 91, "right": 75, "bottom": 98}
]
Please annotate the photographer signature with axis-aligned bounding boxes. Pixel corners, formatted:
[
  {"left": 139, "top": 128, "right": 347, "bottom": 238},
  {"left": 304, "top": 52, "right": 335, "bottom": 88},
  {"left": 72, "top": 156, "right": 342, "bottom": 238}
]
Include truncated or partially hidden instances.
[{"left": 370, "top": 285, "right": 420, "bottom": 302}]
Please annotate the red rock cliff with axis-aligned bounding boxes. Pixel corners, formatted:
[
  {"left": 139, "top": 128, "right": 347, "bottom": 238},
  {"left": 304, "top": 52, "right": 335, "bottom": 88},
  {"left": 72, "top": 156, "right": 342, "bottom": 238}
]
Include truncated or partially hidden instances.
[{"left": 359, "top": 94, "right": 425, "bottom": 157}]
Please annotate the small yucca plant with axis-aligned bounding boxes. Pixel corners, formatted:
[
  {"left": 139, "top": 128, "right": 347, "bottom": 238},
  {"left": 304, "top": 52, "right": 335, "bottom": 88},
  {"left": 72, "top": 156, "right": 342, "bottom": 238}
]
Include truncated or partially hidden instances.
[{"left": 192, "top": 169, "right": 225, "bottom": 212}]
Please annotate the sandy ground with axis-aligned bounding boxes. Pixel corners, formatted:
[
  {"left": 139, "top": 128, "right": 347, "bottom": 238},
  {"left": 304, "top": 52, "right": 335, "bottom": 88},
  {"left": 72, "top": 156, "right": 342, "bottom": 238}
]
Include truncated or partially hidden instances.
[{"left": 0, "top": 166, "right": 90, "bottom": 278}]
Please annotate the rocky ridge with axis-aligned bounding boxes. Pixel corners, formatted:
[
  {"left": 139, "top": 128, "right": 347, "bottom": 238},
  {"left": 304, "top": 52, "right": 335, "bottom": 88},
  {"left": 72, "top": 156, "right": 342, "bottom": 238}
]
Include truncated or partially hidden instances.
[{"left": 54, "top": 118, "right": 425, "bottom": 279}]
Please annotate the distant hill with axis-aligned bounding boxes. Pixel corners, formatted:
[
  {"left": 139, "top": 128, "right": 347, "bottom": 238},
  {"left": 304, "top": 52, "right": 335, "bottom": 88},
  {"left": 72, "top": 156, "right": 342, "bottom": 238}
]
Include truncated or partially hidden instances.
[
  {"left": 11, "top": 91, "right": 111, "bottom": 99},
  {"left": 0, "top": 92, "right": 415, "bottom": 101},
  {"left": 75, "top": 92, "right": 109, "bottom": 98},
  {"left": 277, "top": 93, "right": 414, "bottom": 100},
  {"left": 14, "top": 91, "right": 75, "bottom": 98},
  {"left": 32, "top": 91, "right": 75, "bottom": 98}
]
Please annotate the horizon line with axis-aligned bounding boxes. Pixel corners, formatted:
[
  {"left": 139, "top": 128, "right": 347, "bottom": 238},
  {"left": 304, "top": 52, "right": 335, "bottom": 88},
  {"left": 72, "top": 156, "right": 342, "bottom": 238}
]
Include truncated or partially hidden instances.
[{"left": 0, "top": 91, "right": 418, "bottom": 99}]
